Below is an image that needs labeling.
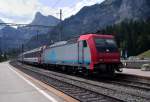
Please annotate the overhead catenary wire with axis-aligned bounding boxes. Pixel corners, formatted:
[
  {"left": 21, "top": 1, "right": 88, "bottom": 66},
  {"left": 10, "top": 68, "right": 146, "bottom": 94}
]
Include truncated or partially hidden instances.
[{"left": 0, "top": 23, "right": 56, "bottom": 28}]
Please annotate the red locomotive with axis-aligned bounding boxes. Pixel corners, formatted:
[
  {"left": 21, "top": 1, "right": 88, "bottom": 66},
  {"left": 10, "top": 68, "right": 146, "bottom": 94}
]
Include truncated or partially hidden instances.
[{"left": 19, "top": 34, "right": 122, "bottom": 76}]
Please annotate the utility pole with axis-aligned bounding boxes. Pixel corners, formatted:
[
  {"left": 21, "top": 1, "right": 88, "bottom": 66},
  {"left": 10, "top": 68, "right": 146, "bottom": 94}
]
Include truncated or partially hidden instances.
[
  {"left": 0, "top": 37, "right": 2, "bottom": 60},
  {"left": 59, "top": 9, "right": 62, "bottom": 41},
  {"left": 37, "top": 30, "right": 39, "bottom": 41},
  {"left": 37, "top": 29, "right": 39, "bottom": 45},
  {"left": 21, "top": 44, "right": 24, "bottom": 63},
  {"left": 0, "top": 37, "right": 1, "bottom": 54}
]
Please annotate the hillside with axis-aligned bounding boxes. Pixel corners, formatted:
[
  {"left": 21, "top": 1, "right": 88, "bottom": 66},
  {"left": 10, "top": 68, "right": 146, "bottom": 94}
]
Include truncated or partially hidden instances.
[
  {"left": 27, "top": 0, "right": 150, "bottom": 53},
  {"left": 0, "top": 19, "right": 5, "bottom": 30},
  {"left": 48, "top": 0, "right": 150, "bottom": 41},
  {"left": 96, "top": 19, "right": 150, "bottom": 56},
  {"left": 138, "top": 50, "right": 150, "bottom": 58},
  {"left": 0, "top": 26, "right": 23, "bottom": 51},
  {"left": 17, "top": 12, "right": 60, "bottom": 40},
  {"left": 0, "top": 12, "right": 59, "bottom": 52}
]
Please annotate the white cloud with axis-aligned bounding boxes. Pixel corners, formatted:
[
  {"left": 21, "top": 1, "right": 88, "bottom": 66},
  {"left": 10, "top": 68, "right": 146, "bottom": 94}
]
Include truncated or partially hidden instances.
[
  {"left": 63, "top": 0, "right": 105, "bottom": 19},
  {"left": 0, "top": 0, "right": 62, "bottom": 23},
  {"left": 0, "top": 0, "right": 105, "bottom": 24},
  {"left": 0, "top": 0, "right": 40, "bottom": 23}
]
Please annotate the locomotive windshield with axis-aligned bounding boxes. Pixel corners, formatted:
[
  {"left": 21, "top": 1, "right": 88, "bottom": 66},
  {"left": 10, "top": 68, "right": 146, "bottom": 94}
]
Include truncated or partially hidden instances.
[{"left": 94, "top": 38, "right": 118, "bottom": 52}]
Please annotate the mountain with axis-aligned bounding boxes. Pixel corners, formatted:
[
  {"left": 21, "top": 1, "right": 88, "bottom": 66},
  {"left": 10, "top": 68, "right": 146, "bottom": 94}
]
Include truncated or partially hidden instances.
[
  {"left": 0, "top": 26, "right": 23, "bottom": 51},
  {"left": 47, "top": 0, "right": 150, "bottom": 41},
  {"left": 17, "top": 12, "right": 60, "bottom": 39},
  {"left": 31, "top": 12, "right": 60, "bottom": 26},
  {"left": 96, "top": 18, "right": 150, "bottom": 56},
  {"left": 0, "top": 19, "right": 5, "bottom": 30},
  {"left": 2, "top": 0, "right": 150, "bottom": 53},
  {"left": 0, "top": 12, "right": 60, "bottom": 52}
]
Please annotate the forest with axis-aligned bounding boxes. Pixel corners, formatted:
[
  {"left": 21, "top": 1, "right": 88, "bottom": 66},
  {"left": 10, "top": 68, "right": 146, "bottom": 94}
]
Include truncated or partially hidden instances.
[
  {"left": 96, "top": 19, "right": 150, "bottom": 57},
  {"left": 0, "top": 52, "right": 7, "bottom": 62}
]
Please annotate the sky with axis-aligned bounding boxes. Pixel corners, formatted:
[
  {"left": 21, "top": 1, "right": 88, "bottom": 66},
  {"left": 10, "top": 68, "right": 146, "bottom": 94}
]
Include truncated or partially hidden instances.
[{"left": 0, "top": 0, "right": 105, "bottom": 24}]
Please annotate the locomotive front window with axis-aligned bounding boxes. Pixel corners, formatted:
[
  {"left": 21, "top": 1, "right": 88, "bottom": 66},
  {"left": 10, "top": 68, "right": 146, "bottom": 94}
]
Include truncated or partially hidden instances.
[
  {"left": 94, "top": 38, "right": 118, "bottom": 52},
  {"left": 83, "top": 40, "right": 87, "bottom": 47}
]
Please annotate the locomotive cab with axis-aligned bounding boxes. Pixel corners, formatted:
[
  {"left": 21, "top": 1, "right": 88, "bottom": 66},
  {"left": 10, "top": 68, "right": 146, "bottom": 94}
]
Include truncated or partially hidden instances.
[
  {"left": 94, "top": 37, "right": 119, "bottom": 63},
  {"left": 94, "top": 37, "right": 122, "bottom": 74},
  {"left": 79, "top": 34, "right": 122, "bottom": 75}
]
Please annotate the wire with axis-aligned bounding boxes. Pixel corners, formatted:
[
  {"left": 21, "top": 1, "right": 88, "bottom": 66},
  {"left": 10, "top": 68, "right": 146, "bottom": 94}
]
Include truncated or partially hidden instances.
[{"left": 0, "top": 23, "right": 56, "bottom": 28}]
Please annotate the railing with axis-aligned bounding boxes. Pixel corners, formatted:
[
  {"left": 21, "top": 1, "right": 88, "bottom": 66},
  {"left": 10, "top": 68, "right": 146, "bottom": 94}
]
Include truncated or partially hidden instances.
[{"left": 121, "top": 60, "right": 150, "bottom": 68}]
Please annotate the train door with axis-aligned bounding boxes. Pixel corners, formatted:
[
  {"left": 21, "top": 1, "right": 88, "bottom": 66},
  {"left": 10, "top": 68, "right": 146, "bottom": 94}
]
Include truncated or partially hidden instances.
[
  {"left": 78, "top": 41, "right": 84, "bottom": 64},
  {"left": 78, "top": 40, "right": 87, "bottom": 65}
]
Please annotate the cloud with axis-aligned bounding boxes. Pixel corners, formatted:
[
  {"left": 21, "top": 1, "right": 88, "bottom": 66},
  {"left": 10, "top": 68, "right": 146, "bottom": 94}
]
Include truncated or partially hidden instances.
[
  {"left": 0, "top": 0, "right": 40, "bottom": 23},
  {"left": 39, "top": 0, "right": 105, "bottom": 20},
  {"left": 63, "top": 0, "right": 105, "bottom": 19},
  {"left": 0, "top": 0, "right": 105, "bottom": 24}
]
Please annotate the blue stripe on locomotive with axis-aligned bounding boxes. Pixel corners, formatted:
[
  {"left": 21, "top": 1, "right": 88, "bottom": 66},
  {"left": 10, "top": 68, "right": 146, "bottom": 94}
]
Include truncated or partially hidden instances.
[{"left": 48, "top": 50, "right": 57, "bottom": 63}]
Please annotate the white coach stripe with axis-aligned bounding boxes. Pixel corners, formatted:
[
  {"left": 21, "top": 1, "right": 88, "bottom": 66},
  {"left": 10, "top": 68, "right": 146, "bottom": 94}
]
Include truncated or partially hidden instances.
[{"left": 8, "top": 65, "right": 58, "bottom": 102}]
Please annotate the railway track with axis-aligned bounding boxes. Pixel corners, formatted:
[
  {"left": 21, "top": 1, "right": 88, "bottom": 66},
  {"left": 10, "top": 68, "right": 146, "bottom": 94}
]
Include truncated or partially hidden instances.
[
  {"left": 103, "top": 78, "right": 150, "bottom": 91},
  {"left": 10, "top": 61, "right": 150, "bottom": 102},
  {"left": 115, "top": 73, "right": 150, "bottom": 84}
]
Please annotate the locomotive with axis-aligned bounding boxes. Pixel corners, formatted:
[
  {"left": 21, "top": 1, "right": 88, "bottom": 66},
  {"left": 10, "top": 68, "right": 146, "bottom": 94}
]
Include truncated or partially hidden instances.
[{"left": 18, "top": 34, "right": 122, "bottom": 76}]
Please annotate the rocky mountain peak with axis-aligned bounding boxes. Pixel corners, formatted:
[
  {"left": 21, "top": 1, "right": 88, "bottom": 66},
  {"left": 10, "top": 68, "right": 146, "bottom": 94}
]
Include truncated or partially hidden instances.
[
  {"left": 118, "top": 0, "right": 150, "bottom": 21},
  {"left": 35, "top": 12, "right": 44, "bottom": 20},
  {"left": 0, "top": 19, "right": 5, "bottom": 29},
  {"left": 31, "top": 12, "right": 60, "bottom": 26}
]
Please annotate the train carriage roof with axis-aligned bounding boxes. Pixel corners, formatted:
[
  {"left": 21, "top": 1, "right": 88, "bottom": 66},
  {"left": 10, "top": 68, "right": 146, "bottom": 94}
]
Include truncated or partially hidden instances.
[
  {"left": 22, "top": 46, "right": 43, "bottom": 55},
  {"left": 21, "top": 34, "right": 115, "bottom": 55},
  {"left": 79, "top": 34, "right": 114, "bottom": 40},
  {"left": 49, "top": 41, "right": 67, "bottom": 48}
]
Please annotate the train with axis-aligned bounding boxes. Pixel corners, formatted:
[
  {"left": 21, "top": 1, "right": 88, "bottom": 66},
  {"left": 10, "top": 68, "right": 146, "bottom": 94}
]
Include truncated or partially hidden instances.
[{"left": 18, "top": 34, "right": 122, "bottom": 76}]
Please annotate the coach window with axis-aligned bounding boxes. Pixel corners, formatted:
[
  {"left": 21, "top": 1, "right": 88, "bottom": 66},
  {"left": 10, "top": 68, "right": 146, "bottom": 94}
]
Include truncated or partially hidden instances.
[{"left": 83, "top": 40, "right": 87, "bottom": 48}]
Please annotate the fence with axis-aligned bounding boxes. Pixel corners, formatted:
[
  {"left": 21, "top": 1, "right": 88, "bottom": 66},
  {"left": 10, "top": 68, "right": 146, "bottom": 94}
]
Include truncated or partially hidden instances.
[{"left": 121, "top": 60, "right": 150, "bottom": 68}]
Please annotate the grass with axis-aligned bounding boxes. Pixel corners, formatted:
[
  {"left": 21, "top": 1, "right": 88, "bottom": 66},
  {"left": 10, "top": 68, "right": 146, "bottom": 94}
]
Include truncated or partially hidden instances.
[{"left": 138, "top": 50, "right": 150, "bottom": 58}]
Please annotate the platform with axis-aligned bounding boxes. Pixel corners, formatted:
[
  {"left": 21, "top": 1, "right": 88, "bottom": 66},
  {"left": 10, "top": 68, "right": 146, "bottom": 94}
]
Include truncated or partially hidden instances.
[
  {"left": 119, "top": 68, "right": 150, "bottom": 78},
  {"left": 0, "top": 62, "right": 78, "bottom": 102}
]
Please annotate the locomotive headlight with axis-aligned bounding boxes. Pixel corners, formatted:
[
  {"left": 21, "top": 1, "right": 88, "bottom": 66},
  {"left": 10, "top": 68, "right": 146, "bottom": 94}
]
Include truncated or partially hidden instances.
[{"left": 99, "top": 59, "right": 103, "bottom": 62}]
